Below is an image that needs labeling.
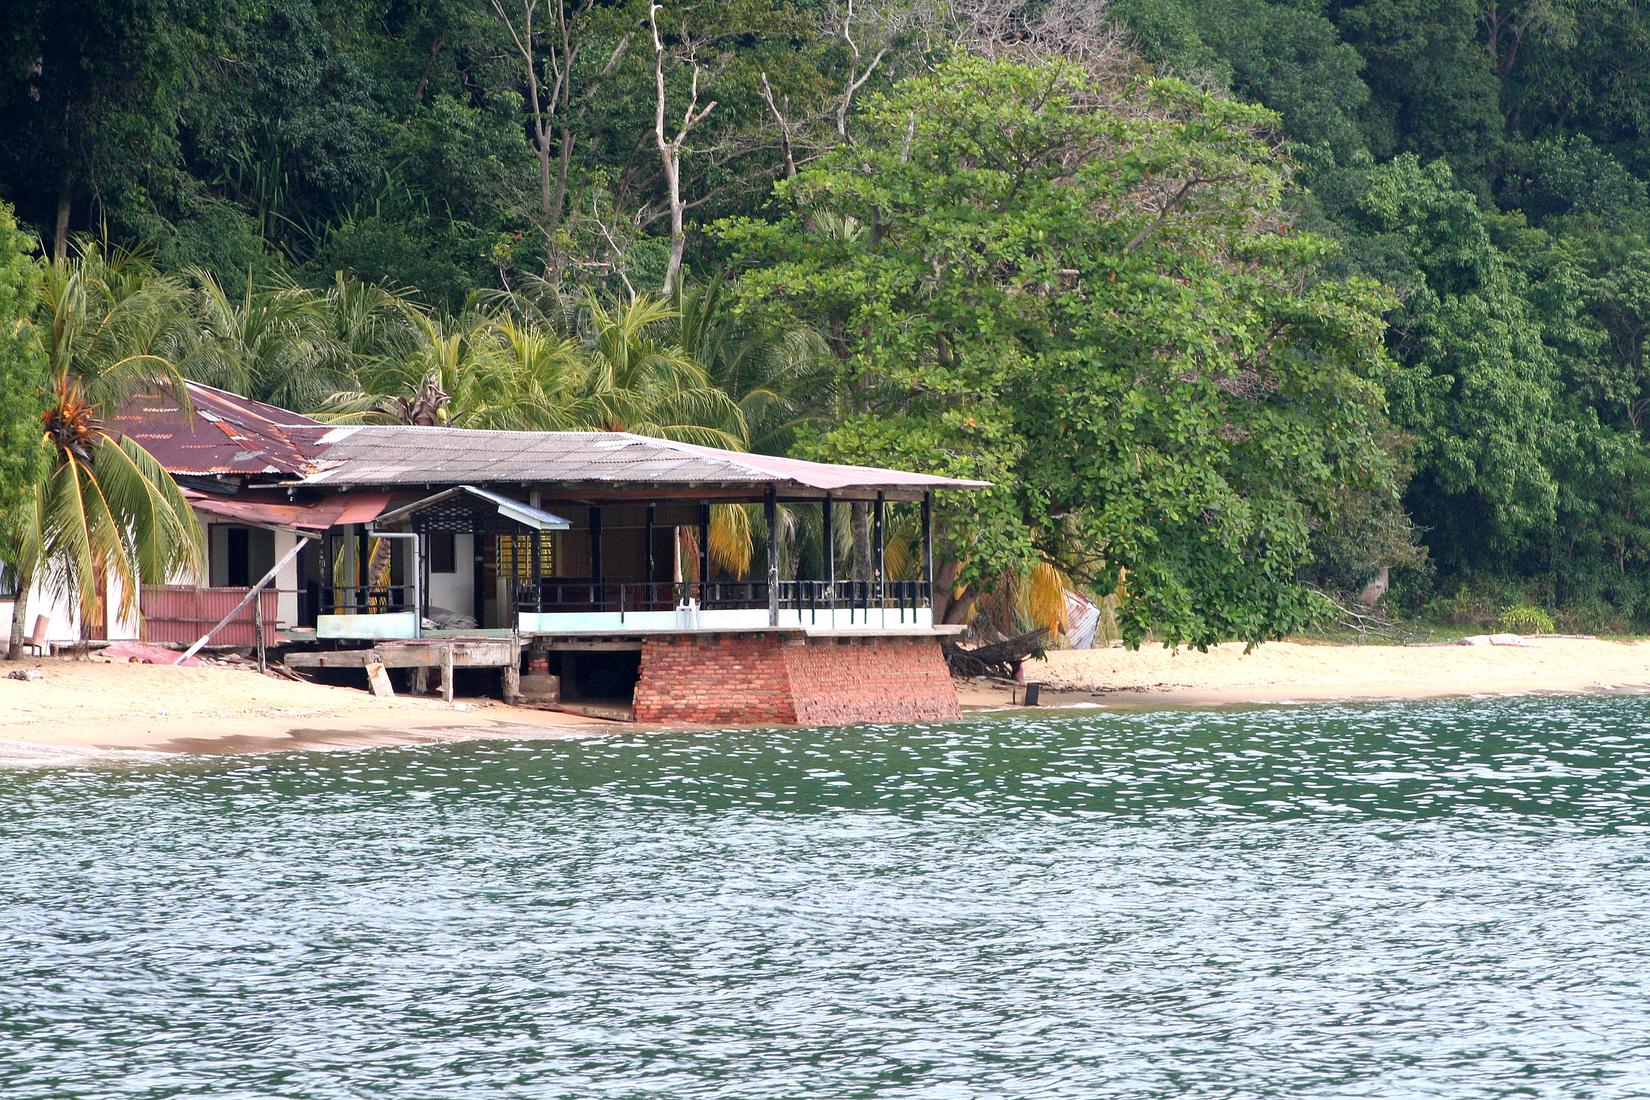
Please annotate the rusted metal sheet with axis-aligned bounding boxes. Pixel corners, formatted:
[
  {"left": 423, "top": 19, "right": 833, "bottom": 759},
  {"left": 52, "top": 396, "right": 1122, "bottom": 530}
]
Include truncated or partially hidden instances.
[
  {"left": 294, "top": 424, "right": 990, "bottom": 495},
  {"left": 109, "top": 382, "right": 325, "bottom": 477},
  {"left": 184, "top": 489, "right": 393, "bottom": 530},
  {"left": 140, "top": 585, "right": 279, "bottom": 647}
]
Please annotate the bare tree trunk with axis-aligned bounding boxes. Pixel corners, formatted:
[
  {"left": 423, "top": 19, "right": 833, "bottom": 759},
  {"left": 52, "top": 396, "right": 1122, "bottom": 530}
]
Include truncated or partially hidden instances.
[
  {"left": 409, "top": 33, "right": 448, "bottom": 113},
  {"left": 650, "top": 2, "right": 715, "bottom": 295}
]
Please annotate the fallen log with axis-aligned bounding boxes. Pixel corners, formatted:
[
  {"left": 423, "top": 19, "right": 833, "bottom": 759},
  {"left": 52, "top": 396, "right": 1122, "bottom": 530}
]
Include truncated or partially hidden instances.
[{"left": 943, "top": 628, "right": 1049, "bottom": 679}]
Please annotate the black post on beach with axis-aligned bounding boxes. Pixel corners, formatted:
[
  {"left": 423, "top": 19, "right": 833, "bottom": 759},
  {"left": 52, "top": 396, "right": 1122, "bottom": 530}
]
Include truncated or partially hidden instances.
[{"left": 765, "top": 488, "right": 780, "bottom": 627}]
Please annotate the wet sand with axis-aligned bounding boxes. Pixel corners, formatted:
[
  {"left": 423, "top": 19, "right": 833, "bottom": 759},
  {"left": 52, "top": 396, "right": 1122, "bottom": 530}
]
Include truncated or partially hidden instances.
[{"left": 7, "top": 636, "right": 1650, "bottom": 761}]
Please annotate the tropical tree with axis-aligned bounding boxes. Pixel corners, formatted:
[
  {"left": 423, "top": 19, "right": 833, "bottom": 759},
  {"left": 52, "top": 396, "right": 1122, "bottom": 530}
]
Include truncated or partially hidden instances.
[
  {"left": 0, "top": 202, "right": 51, "bottom": 654},
  {"left": 179, "top": 269, "right": 347, "bottom": 411},
  {"left": 726, "top": 52, "right": 1400, "bottom": 645},
  {"left": 9, "top": 241, "right": 203, "bottom": 651}
]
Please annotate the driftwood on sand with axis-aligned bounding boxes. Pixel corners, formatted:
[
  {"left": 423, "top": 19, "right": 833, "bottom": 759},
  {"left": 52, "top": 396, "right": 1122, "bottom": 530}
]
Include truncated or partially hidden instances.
[{"left": 943, "top": 629, "right": 1049, "bottom": 679}]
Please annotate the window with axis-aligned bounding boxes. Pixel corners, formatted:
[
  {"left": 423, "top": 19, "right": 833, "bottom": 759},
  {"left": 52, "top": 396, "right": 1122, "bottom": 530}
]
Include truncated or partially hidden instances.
[
  {"left": 226, "top": 527, "right": 251, "bottom": 587},
  {"left": 497, "top": 534, "right": 553, "bottom": 581},
  {"left": 429, "top": 532, "right": 457, "bottom": 574},
  {"left": 210, "top": 524, "right": 274, "bottom": 588}
]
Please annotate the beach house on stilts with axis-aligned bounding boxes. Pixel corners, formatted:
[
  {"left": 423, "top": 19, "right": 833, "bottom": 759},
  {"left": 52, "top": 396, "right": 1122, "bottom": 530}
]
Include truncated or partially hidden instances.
[{"left": 1, "top": 382, "right": 983, "bottom": 726}]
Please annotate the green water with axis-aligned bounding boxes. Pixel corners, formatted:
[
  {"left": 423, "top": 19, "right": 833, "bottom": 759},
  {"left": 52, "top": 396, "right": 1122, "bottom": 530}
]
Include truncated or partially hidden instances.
[{"left": 4, "top": 697, "right": 1650, "bottom": 1098}]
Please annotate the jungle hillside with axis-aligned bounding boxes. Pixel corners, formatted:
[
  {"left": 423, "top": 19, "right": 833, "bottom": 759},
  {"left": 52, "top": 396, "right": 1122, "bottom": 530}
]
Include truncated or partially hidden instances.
[{"left": 3, "top": 0, "right": 1649, "bottom": 644}]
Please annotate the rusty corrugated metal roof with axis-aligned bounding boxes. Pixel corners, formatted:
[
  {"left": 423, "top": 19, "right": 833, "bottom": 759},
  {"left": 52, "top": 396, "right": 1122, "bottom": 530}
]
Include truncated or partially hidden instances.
[
  {"left": 109, "top": 382, "right": 323, "bottom": 477},
  {"left": 292, "top": 425, "right": 988, "bottom": 497},
  {"left": 115, "top": 382, "right": 989, "bottom": 496},
  {"left": 182, "top": 488, "right": 394, "bottom": 530}
]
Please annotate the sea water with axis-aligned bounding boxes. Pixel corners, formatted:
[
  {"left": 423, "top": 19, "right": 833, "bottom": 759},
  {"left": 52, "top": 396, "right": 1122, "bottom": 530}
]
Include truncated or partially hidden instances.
[{"left": 3, "top": 697, "right": 1650, "bottom": 1098}]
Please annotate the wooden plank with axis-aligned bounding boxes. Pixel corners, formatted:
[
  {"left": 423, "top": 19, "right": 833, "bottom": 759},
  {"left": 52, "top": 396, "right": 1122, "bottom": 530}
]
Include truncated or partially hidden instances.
[
  {"left": 284, "top": 650, "right": 375, "bottom": 669},
  {"left": 365, "top": 660, "right": 395, "bottom": 698},
  {"left": 441, "top": 645, "right": 455, "bottom": 704}
]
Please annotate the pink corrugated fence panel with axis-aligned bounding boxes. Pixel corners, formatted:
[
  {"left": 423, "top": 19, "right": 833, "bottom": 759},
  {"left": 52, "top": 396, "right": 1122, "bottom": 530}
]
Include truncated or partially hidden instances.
[{"left": 139, "top": 585, "right": 278, "bottom": 646}]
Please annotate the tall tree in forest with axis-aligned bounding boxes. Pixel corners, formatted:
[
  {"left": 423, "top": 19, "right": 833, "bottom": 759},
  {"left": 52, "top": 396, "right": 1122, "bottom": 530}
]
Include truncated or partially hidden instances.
[
  {"left": 726, "top": 53, "right": 1400, "bottom": 645},
  {"left": 0, "top": 0, "right": 244, "bottom": 260}
]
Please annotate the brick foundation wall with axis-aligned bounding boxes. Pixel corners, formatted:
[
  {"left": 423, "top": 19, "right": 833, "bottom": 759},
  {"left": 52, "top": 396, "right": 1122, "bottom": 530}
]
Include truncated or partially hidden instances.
[
  {"left": 782, "top": 636, "right": 960, "bottom": 726},
  {"left": 632, "top": 633, "right": 959, "bottom": 727}
]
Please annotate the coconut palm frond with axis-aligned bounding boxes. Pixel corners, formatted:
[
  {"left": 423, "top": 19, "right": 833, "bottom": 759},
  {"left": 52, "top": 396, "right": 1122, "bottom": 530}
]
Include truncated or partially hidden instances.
[{"left": 709, "top": 504, "right": 754, "bottom": 577}]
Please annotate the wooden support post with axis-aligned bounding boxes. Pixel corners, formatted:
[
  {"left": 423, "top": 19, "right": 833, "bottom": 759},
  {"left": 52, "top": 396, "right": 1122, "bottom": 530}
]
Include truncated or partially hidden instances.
[
  {"left": 411, "top": 667, "right": 429, "bottom": 695},
  {"left": 698, "top": 502, "right": 711, "bottom": 603},
  {"left": 765, "top": 489, "right": 780, "bottom": 627},
  {"left": 874, "top": 491, "right": 886, "bottom": 619},
  {"left": 502, "top": 643, "right": 522, "bottom": 704},
  {"left": 645, "top": 503, "right": 656, "bottom": 603},
  {"left": 441, "top": 644, "right": 455, "bottom": 704},
  {"left": 823, "top": 494, "right": 835, "bottom": 622},
  {"left": 254, "top": 595, "right": 266, "bottom": 674},
  {"left": 922, "top": 491, "right": 934, "bottom": 611},
  {"left": 590, "top": 505, "right": 604, "bottom": 611}
]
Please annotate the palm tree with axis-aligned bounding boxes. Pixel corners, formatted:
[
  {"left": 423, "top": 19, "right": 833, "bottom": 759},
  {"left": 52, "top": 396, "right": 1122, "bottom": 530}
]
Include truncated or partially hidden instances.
[
  {"left": 7, "top": 241, "right": 203, "bottom": 655},
  {"left": 579, "top": 294, "right": 746, "bottom": 448},
  {"left": 675, "top": 276, "right": 835, "bottom": 457},
  {"left": 180, "top": 269, "right": 363, "bottom": 412}
]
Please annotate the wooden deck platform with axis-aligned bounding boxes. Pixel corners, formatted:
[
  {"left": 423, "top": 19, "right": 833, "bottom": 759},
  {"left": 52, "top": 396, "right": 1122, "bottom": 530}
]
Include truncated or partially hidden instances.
[{"left": 284, "top": 637, "right": 522, "bottom": 703}]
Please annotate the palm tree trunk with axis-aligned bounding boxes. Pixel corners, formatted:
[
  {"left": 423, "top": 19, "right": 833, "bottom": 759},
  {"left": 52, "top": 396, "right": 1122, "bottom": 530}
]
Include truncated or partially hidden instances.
[
  {"left": 850, "top": 501, "right": 872, "bottom": 580},
  {"left": 7, "top": 569, "right": 31, "bottom": 660}
]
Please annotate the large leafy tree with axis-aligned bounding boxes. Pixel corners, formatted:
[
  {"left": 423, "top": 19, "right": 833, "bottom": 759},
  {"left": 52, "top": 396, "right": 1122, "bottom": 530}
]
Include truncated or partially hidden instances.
[{"left": 725, "top": 52, "right": 1400, "bottom": 646}]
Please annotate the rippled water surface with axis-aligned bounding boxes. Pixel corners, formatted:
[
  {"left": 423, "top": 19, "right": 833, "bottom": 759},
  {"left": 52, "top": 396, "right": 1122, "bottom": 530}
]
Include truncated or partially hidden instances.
[{"left": 6, "top": 697, "right": 1650, "bottom": 1098}]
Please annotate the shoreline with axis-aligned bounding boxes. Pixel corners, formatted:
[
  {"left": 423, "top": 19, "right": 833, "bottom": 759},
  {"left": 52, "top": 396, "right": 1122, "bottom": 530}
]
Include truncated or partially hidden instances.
[{"left": 5, "top": 636, "right": 1649, "bottom": 762}]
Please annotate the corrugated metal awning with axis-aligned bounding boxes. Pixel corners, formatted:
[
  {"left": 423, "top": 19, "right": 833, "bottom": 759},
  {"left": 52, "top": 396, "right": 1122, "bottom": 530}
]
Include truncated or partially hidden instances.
[
  {"left": 372, "top": 485, "right": 572, "bottom": 532},
  {"left": 184, "top": 489, "right": 394, "bottom": 531}
]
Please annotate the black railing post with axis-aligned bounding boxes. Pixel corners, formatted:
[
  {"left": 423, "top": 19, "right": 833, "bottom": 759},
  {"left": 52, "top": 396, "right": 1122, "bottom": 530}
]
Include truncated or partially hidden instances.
[
  {"left": 355, "top": 526, "right": 370, "bottom": 613},
  {"left": 823, "top": 494, "right": 835, "bottom": 626}
]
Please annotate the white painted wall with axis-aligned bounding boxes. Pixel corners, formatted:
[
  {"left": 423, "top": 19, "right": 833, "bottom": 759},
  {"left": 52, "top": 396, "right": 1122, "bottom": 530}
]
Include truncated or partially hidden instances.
[{"left": 426, "top": 532, "right": 474, "bottom": 616}]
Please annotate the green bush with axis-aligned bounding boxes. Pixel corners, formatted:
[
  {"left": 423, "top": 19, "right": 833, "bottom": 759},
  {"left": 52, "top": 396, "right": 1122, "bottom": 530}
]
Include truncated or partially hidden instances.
[{"left": 1498, "top": 603, "right": 1556, "bottom": 635}]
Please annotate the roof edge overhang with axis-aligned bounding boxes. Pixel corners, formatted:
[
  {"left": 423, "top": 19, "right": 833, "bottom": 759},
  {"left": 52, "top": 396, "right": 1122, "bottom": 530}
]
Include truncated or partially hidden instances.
[{"left": 372, "top": 485, "right": 573, "bottom": 531}]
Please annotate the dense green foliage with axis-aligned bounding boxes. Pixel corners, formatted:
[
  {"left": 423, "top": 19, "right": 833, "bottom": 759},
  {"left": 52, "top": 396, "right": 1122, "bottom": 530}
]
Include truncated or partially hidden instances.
[
  {"left": 724, "top": 55, "right": 1397, "bottom": 645},
  {"left": 10, "top": 0, "right": 1650, "bottom": 637},
  {"left": 0, "top": 203, "right": 49, "bottom": 534}
]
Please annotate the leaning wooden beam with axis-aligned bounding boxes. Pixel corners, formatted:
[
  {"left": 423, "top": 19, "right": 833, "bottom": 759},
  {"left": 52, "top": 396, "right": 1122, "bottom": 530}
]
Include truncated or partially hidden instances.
[{"left": 173, "top": 535, "right": 315, "bottom": 665}]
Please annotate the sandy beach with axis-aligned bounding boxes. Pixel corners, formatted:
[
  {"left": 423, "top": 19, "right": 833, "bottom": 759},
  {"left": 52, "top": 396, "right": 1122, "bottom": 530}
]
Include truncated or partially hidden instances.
[
  {"left": 956, "top": 636, "right": 1650, "bottom": 709},
  {"left": 0, "top": 655, "right": 610, "bottom": 762},
  {"left": 5, "top": 635, "right": 1650, "bottom": 760}
]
